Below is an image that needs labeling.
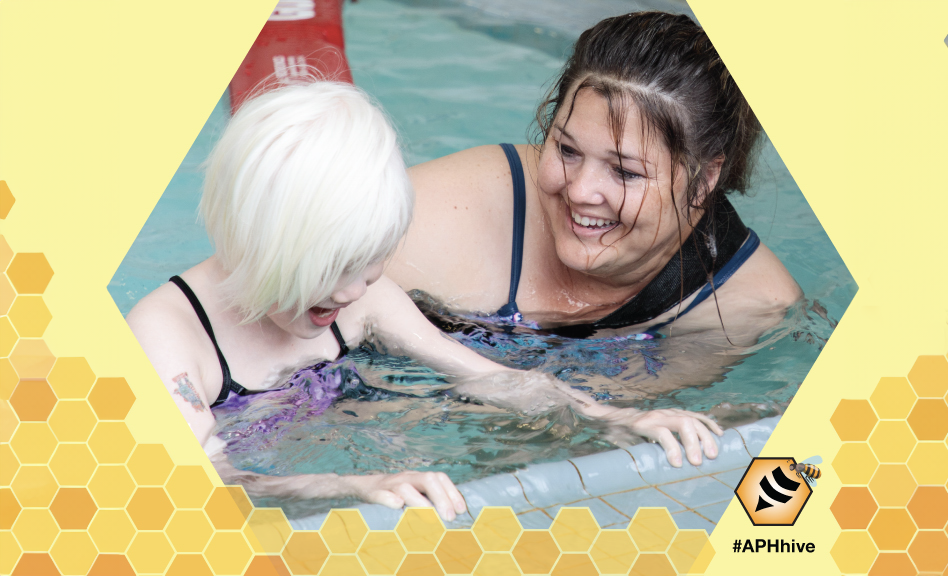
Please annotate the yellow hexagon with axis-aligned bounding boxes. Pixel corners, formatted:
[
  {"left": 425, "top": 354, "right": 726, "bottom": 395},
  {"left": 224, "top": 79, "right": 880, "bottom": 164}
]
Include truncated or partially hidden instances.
[
  {"left": 0, "top": 182, "right": 14, "bottom": 218},
  {"left": 127, "top": 486, "right": 174, "bottom": 530},
  {"left": 166, "top": 465, "right": 214, "bottom": 509},
  {"left": 9, "top": 421, "right": 57, "bottom": 464},
  {"left": 833, "top": 442, "right": 879, "bottom": 484},
  {"left": 550, "top": 507, "right": 600, "bottom": 553},
  {"left": 869, "top": 464, "right": 918, "bottom": 507},
  {"left": 282, "top": 531, "right": 329, "bottom": 575},
  {"left": 126, "top": 531, "right": 174, "bottom": 574},
  {"left": 590, "top": 530, "right": 638, "bottom": 575},
  {"left": 49, "top": 530, "right": 97, "bottom": 576},
  {"left": 167, "top": 509, "right": 214, "bottom": 553},
  {"left": 868, "top": 420, "right": 917, "bottom": 463},
  {"left": 46, "top": 357, "right": 96, "bottom": 399},
  {"left": 908, "top": 355, "right": 948, "bottom": 398},
  {"left": 11, "top": 508, "right": 59, "bottom": 552},
  {"left": 205, "top": 486, "right": 253, "bottom": 530},
  {"left": 321, "top": 509, "right": 369, "bottom": 553},
  {"left": 512, "top": 531, "right": 560, "bottom": 575},
  {"left": 321, "top": 555, "right": 368, "bottom": 576},
  {"left": 87, "top": 509, "right": 136, "bottom": 553},
  {"left": 0, "top": 318, "right": 17, "bottom": 358},
  {"left": 0, "top": 442, "right": 19, "bottom": 485},
  {"left": 7, "top": 296, "right": 51, "bottom": 338},
  {"left": 396, "top": 507, "right": 445, "bottom": 553},
  {"left": 0, "top": 400, "right": 18, "bottom": 443},
  {"left": 358, "top": 531, "right": 406, "bottom": 575},
  {"left": 435, "top": 530, "right": 482, "bottom": 575},
  {"left": 668, "top": 529, "right": 714, "bottom": 574},
  {"left": 87, "top": 421, "right": 136, "bottom": 464},
  {"left": 0, "top": 530, "right": 21, "bottom": 575},
  {"left": 50, "top": 487, "right": 98, "bottom": 529},
  {"left": 87, "top": 465, "right": 136, "bottom": 508},
  {"left": 48, "top": 443, "right": 97, "bottom": 486},
  {"left": 627, "top": 508, "right": 678, "bottom": 553},
  {"left": 6, "top": 253, "right": 53, "bottom": 294},
  {"left": 47, "top": 400, "right": 97, "bottom": 442},
  {"left": 396, "top": 553, "right": 443, "bottom": 575},
  {"left": 205, "top": 530, "right": 254, "bottom": 575},
  {"left": 166, "top": 554, "right": 214, "bottom": 576},
  {"left": 244, "top": 507, "right": 293, "bottom": 554},
  {"left": 629, "top": 553, "right": 676, "bottom": 576},
  {"left": 126, "top": 444, "right": 174, "bottom": 485},
  {"left": 10, "top": 465, "right": 58, "bottom": 507},
  {"left": 9, "top": 339, "right": 55, "bottom": 379},
  {"left": 551, "top": 552, "right": 597, "bottom": 576},
  {"left": 1, "top": 487, "right": 20, "bottom": 529},
  {"left": 871, "top": 377, "right": 918, "bottom": 419},
  {"left": 9, "top": 378, "right": 57, "bottom": 422},
  {"left": 472, "top": 507, "right": 522, "bottom": 552},
  {"left": 0, "top": 275, "right": 13, "bottom": 316},
  {"left": 87, "top": 377, "right": 136, "bottom": 420},
  {"left": 868, "top": 508, "right": 917, "bottom": 551},
  {"left": 908, "top": 442, "right": 948, "bottom": 485},
  {"left": 831, "top": 399, "right": 879, "bottom": 441},
  {"left": 0, "top": 358, "right": 17, "bottom": 400},
  {"left": 472, "top": 552, "right": 519, "bottom": 576}
]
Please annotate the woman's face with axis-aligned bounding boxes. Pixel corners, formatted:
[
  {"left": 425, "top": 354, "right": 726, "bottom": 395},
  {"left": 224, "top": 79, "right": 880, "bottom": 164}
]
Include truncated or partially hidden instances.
[
  {"left": 266, "top": 262, "right": 384, "bottom": 339},
  {"left": 536, "top": 89, "right": 696, "bottom": 282}
]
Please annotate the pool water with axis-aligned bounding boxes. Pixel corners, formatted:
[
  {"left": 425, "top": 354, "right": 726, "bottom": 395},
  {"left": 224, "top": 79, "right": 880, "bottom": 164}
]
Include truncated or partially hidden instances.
[{"left": 109, "top": 0, "right": 856, "bottom": 515}]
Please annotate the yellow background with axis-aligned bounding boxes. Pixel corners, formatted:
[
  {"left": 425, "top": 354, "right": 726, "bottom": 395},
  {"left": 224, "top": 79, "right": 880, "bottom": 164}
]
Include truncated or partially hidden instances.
[{"left": 2, "top": 0, "right": 947, "bottom": 574}]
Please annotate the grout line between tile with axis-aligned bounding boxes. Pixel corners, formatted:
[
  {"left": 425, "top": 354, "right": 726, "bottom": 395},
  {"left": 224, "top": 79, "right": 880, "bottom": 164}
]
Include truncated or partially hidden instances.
[
  {"left": 732, "top": 426, "right": 754, "bottom": 458},
  {"left": 621, "top": 446, "right": 650, "bottom": 485},
  {"left": 511, "top": 473, "right": 536, "bottom": 509},
  {"left": 597, "top": 496, "right": 632, "bottom": 521},
  {"left": 566, "top": 459, "right": 587, "bottom": 492}
]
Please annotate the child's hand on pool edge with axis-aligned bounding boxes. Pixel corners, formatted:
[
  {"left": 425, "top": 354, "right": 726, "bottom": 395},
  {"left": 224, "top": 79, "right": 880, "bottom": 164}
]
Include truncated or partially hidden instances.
[
  {"left": 349, "top": 471, "right": 467, "bottom": 522},
  {"left": 601, "top": 408, "right": 723, "bottom": 467}
]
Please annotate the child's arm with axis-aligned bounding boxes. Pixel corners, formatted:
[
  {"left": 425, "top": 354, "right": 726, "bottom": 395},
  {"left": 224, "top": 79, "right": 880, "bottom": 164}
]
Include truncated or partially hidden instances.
[
  {"left": 357, "top": 276, "right": 723, "bottom": 467},
  {"left": 128, "top": 287, "right": 466, "bottom": 521}
]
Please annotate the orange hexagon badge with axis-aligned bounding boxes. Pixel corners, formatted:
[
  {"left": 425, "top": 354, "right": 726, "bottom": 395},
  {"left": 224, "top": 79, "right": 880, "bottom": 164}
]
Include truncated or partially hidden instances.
[{"left": 735, "top": 457, "right": 814, "bottom": 526}]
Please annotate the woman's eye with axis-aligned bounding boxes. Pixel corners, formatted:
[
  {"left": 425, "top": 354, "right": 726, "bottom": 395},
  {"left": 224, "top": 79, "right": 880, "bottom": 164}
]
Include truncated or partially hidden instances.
[
  {"left": 557, "top": 142, "right": 578, "bottom": 157},
  {"left": 614, "top": 166, "right": 641, "bottom": 181}
]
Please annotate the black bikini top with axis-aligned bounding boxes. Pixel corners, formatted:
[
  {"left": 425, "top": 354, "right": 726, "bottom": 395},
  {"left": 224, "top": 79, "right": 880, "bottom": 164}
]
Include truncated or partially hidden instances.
[
  {"left": 496, "top": 143, "right": 759, "bottom": 338},
  {"left": 169, "top": 276, "right": 349, "bottom": 407}
]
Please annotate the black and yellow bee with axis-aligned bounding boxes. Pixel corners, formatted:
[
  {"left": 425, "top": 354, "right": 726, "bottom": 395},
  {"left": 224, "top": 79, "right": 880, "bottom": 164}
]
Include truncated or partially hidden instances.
[{"left": 789, "top": 456, "right": 822, "bottom": 487}]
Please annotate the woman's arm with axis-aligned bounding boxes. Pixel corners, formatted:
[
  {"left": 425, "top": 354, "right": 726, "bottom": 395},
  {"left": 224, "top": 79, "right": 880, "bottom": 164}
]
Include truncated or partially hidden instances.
[{"left": 357, "top": 276, "right": 723, "bottom": 466}]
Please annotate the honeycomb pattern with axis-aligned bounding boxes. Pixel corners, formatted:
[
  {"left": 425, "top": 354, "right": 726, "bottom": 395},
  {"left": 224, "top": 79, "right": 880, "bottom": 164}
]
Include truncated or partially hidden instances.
[
  {"left": 0, "top": 230, "right": 716, "bottom": 575},
  {"left": 830, "top": 352, "right": 948, "bottom": 573}
]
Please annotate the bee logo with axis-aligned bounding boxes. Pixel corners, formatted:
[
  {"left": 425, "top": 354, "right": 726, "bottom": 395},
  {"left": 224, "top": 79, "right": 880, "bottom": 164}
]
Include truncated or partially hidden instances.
[
  {"left": 789, "top": 456, "right": 822, "bottom": 487},
  {"left": 735, "top": 457, "right": 814, "bottom": 526}
]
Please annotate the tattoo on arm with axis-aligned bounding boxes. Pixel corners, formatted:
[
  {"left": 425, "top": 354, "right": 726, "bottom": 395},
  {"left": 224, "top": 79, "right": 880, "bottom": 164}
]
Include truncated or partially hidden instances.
[{"left": 172, "top": 372, "right": 207, "bottom": 412}]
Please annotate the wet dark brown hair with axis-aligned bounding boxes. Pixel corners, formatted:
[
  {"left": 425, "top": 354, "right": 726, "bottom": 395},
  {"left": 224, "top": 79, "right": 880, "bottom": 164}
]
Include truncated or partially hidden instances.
[{"left": 534, "top": 11, "right": 761, "bottom": 220}]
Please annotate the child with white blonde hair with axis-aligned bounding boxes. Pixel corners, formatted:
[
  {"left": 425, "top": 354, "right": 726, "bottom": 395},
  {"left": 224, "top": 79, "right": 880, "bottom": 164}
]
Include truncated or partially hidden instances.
[{"left": 128, "top": 80, "right": 721, "bottom": 521}]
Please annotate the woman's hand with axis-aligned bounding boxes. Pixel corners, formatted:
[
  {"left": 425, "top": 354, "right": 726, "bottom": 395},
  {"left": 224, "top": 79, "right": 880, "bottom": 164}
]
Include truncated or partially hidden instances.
[
  {"left": 601, "top": 408, "right": 723, "bottom": 467},
  {"left": 348, "top": 471, "right": 467, "bottom": 522}
]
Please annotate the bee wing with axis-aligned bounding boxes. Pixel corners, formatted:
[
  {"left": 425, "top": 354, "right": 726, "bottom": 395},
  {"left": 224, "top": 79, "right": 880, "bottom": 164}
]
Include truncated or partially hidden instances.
[
  {"left": 805, "top": 475, "right": 817, "bottom": 488},
  {"left": 803, "top": 456, "right": 823, "bottom": 465}
]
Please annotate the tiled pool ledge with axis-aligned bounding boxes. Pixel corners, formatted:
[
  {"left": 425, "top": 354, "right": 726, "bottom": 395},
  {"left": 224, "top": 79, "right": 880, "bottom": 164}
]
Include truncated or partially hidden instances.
[{"left": 289, "top": 416, "right": 779, "bottom": 533}]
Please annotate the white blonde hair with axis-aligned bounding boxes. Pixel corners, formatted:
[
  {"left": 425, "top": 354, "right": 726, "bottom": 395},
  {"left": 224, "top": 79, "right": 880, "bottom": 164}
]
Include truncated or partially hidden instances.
[{"left": 200, "top": 81, "right": 412, "bottom": 322}]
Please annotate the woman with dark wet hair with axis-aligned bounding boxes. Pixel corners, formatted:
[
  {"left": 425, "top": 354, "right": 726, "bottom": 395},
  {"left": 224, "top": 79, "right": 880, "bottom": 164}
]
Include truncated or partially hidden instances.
[{"left": 389, "top": 11, "right": 800, "bottom": 349}]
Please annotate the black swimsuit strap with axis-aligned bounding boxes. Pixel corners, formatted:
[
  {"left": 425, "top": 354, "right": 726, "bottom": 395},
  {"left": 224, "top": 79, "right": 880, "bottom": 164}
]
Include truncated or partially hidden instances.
[
  {"left": 169, "top": 276, "right": 350, "bottom": 407},
  {"left": 497, "top": 143, "right": 526, "bottom": 318},
  {"left": 168, "top": 276, "right": 238, "bottom": 407}
]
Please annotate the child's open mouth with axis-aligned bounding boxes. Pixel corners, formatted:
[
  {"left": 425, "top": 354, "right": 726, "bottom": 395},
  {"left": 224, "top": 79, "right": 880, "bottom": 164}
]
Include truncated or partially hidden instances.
[{"left": 307, "top": 306, "right": 340, "bottom": 327}]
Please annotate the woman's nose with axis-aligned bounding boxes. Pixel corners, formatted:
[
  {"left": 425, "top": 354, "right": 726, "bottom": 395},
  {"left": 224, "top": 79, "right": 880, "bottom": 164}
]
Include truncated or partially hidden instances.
[
  {"left": 332, "top": 279, "right": 367, "bottom": 305},
  {"left": 567, "top": 163, "right": 608, "bottom": 205}
]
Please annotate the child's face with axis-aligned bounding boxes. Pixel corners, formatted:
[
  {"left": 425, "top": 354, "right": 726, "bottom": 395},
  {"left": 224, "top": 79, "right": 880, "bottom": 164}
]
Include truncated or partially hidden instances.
[{"left": 267, "top": 262, "right": 385, "bottom": 339}]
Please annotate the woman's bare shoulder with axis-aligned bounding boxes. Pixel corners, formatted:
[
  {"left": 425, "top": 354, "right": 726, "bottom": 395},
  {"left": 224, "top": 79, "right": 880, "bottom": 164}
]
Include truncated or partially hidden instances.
[{"left": 388, "top": 145, "right": 521, "bottom": 308}]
